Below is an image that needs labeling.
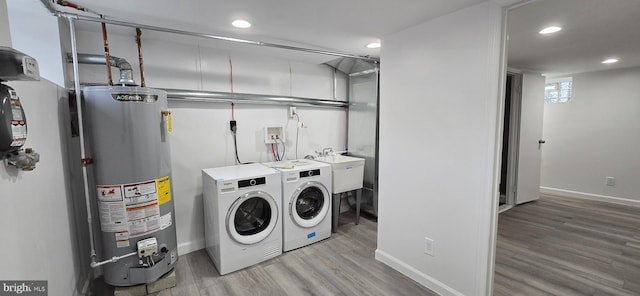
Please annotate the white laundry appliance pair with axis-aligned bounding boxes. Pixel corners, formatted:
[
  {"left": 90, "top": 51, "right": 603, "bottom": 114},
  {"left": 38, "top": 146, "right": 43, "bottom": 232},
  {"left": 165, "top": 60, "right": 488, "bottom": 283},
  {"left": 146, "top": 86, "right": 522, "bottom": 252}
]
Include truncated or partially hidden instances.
[
  {"left": 202, "top": 160, "right": 332, "bottom": 275},
  {"left": 262, "top": 160, "right": 332, "bottom": 252}
]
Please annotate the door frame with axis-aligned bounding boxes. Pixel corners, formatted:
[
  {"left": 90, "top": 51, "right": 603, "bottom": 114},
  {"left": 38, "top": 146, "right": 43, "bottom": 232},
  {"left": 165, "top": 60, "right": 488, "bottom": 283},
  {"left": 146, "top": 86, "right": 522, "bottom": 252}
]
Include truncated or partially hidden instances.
[
  {"left": 487, "top": 1, "right": 537, "bottom": 294},
  {"left": 500, "top": 70, "right": 523, "bottom": 212}
]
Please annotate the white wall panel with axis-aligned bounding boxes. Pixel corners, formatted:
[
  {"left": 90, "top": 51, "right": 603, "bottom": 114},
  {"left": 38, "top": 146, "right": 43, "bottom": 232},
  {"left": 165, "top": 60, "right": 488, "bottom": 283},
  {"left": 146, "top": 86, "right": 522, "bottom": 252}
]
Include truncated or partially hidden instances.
[
  {"left": 377, "top": 2, "right": 504, "bottom": 295},
  {"left": 2, "top": 2, "right": 83, "bottom": 294},
  {"left": 290, "top": 61, "right": 334, "bottom": 99},
  {"left": 0, "top": 79, "right": 81, "bottom": 296},
  {"left": 226, "top": 51, "right": 291, "bottom": 95},
  {"left": 6, "top": 0, "right": 65, "bottom": 86},
  {"left": 541, "top": 67, "right": 640, "bottom": 202}
]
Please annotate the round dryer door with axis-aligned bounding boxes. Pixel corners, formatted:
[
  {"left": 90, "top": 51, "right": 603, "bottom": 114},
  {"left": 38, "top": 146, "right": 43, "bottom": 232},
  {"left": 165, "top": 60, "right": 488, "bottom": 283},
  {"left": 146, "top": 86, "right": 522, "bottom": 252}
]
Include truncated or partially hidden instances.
[
  {"left": 227, "top": 191, "right": 279, "bottom": 245},
  {"left": 290, "top": 181, "right": 330, "bottom": 228}
]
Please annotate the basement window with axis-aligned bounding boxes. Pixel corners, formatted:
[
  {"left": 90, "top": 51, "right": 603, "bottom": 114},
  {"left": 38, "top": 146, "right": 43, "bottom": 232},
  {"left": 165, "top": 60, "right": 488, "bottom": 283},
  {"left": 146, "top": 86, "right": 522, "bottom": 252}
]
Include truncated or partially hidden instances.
[{"left": 545, "top": 77, "right": 572, "bottom": 104}]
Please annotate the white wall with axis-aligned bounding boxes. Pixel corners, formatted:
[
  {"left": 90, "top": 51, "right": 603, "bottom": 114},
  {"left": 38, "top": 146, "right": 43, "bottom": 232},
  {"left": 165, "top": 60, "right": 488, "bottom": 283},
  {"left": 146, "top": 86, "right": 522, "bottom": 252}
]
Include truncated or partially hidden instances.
[
  {"left": 72, "top": 25, "right": 349, "bottom": 254},
  {"left": 376, "top": 2, "right": 504, "bottom": 295},
  {"left": 0, "top": 0, "right": 9, "bottom": 46},
  {"left": 541, "top": 66, "right": 640, "bottom": 203},
  {"left": 1, "top": 2, "right": 83, "bottom": 295},
  {"left": 0, "top": 80, "right": 82, "bottom": 296},
  {"left": 6, "top": 0, "right": 66, "bottom": 86}
]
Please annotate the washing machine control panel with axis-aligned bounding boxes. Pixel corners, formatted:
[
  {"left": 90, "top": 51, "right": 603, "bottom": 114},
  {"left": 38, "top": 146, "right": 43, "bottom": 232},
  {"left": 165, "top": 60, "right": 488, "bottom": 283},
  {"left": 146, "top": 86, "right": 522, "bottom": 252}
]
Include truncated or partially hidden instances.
[
  {"left": 238, "top": 177, "right": 266, "bottom": 188},
  {"left": 299, "top": 169, "right": 320, "bottom": 178}
]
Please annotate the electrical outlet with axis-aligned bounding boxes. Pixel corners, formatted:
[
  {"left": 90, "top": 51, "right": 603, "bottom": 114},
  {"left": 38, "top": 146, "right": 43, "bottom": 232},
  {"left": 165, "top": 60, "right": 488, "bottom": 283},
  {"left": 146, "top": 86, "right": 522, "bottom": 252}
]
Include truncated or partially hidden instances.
[
  {"left": 424, "top": 237, "right": 434, "bottom": 256},
  {"left": 289, "top": 106, "right": 297, "bottom": 118},
  {"left": 606, "top": 176, "right": 615, "bottom": 186}
]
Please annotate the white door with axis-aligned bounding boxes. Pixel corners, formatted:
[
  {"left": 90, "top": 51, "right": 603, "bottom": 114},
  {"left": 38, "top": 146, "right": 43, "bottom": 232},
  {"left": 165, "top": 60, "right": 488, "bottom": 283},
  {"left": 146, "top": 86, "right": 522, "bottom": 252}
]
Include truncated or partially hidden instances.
[{"left": 515, "top": 73, "right": 545, "bottom": 204}]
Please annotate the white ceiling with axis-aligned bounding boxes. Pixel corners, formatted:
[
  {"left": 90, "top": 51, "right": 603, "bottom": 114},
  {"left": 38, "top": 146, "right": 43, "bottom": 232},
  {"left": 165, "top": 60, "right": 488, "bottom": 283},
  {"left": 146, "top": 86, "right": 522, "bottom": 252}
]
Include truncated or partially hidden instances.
[
  {"left": 62, "top": 0, "right": 485, "bottom": 62},
  {"left": 507, "top": 0, "right": 640, "bottom": 77}
]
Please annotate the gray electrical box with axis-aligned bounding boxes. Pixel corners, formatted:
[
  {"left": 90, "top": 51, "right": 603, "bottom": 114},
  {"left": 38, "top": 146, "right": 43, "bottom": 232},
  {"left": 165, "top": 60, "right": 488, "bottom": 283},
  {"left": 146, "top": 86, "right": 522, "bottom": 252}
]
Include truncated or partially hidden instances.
[
  {"left": 0, "top": 47, "right": 40, "bottom": 170},
  {"left": 0, "top": 46, "right": 40, "bottom": 82}
]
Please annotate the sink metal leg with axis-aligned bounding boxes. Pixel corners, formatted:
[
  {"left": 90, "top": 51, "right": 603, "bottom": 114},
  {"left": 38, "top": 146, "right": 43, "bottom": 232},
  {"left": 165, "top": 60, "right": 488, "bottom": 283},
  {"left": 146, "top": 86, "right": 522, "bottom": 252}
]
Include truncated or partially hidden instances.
[
  {"left": 332, "top": 193, "right": 341, "bottom": 233},
  {"left": 355, "top": 188, "right": 362, "bottom": 225}
]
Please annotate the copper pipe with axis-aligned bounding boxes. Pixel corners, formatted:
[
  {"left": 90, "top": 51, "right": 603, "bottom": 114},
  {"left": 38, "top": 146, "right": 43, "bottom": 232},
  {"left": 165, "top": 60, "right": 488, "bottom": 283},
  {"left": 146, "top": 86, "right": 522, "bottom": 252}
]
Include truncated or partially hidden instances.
[
  {"left": 100, "top": 19, "right": 113, "bottom": 86},
  {"left": 136, "top": 28, "right": 146, "bottom": 87}
]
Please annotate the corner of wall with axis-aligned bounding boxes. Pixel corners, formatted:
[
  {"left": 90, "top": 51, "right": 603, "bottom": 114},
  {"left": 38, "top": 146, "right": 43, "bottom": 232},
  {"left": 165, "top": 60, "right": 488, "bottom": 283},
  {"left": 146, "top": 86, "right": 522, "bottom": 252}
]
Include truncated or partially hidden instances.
[
  {"left": 375, "top": 249, "right": 464, "bottom": 296},
  {"left": 6, "top": 0, "right": 66, "bottom": 86},
  {"left": 377, "top": 2, "right": 507, "bottom": 295},
  {"left": 0, "top": 0, "right": 11, "bottom": 47}
]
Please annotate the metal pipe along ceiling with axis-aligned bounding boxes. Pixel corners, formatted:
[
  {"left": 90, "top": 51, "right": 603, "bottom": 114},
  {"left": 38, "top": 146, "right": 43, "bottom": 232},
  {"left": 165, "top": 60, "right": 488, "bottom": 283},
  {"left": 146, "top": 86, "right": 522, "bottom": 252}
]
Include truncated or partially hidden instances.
[
  {"left": 163, "top": 89, "right": 349, "bottom": 108},
  {"left": 75, "top": 83, "right": 348, "bottom": 108},
  {"left": 39, "top": 0, "right": 379, "bottom": 63}
]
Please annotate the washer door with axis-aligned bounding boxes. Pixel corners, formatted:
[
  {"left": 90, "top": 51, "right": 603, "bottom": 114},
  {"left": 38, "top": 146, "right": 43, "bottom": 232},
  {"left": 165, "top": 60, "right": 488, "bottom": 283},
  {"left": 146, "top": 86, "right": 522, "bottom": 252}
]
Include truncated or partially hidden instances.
[
  {"left": 290, "top": 181, "right": 330, "bottom": 228},
  {"left": 227, "top": 191, "right": 279, "bottom": 245}
]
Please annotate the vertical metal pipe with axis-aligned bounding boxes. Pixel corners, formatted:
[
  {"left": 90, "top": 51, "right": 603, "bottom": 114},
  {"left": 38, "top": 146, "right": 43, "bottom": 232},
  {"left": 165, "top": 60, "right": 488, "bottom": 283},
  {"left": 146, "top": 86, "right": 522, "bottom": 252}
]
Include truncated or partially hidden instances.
[
  {"left": 136, "top": 28, "right": 146, "bottom": 87},
  {"left": 100, "top": 20, "right": 113, "bottom": 86},
  {"left": 69, "top": 16, "right": 98, "bottom": 263},
  {"left": 333, "top": 68, "right": 338, "bottom": 100}
]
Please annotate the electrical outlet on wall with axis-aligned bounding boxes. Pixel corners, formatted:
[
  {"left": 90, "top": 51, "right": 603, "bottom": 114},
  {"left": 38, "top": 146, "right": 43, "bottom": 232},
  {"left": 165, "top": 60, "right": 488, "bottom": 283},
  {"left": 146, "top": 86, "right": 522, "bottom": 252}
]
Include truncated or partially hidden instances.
[
  {"left": 424, "top": 237, "right": 434, "bottom": 256},
  {"left": 289, "top": 106, "right": 297, "bottom": 118},
  {"left": 606, "top": 176, "right": 615, "bottom": 186}
]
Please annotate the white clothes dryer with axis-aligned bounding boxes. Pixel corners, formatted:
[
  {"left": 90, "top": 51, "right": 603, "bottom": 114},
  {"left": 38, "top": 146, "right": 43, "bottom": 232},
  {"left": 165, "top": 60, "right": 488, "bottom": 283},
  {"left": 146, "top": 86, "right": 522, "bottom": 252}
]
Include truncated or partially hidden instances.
[
  {"left": 262, "top": 160, "right": 332, "bottom": 251},
  {"left": 202, "top": 163, "right": 282, "bottom": 275}
]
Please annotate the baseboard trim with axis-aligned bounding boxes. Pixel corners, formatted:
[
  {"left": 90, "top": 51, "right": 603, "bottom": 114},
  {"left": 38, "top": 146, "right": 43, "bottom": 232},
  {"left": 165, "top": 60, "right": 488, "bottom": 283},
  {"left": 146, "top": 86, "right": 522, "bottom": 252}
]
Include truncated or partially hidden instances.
[
  {"left": 540, "top": 187, "right": 640, "bottom": 207},
  {"left": 375, "top": 249, "right": 464, "bottom": 296},
  {"left": 177, "top": 239, "right": 205, "bottom": 255},
  {"left": 498, "top": 204, "right": 514, "bottom": 213}
]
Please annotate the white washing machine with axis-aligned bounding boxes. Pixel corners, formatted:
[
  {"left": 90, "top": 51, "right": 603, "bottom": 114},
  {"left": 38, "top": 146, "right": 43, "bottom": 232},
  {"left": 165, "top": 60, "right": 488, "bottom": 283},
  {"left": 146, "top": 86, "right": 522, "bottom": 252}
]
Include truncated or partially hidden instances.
[
  {"left": 202, "top": 163, "right": 282, "bottom": 275},
  {"left": 262, "top": 160, "right": 332, "bottom": 251}
]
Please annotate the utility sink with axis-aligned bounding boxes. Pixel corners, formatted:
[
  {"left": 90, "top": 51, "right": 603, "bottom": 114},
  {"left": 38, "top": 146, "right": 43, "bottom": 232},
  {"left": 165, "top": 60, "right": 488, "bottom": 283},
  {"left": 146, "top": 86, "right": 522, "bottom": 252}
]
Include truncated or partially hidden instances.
[{"left": 315, "top": 155, "right": 365, "bottom": 194}]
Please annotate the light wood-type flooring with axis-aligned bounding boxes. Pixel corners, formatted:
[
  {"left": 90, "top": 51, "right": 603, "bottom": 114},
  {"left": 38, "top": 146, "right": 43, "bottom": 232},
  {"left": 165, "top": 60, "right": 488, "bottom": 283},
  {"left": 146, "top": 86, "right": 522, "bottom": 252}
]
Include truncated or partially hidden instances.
[
  {"left": 92, "top": 194, "right": 640, "bottom": 295},
  {"left": 494, "top": 194, "right": 640, "bottom": 295},
  {"left": 92, "top": 212, "right": 437, "bottom": 295}
]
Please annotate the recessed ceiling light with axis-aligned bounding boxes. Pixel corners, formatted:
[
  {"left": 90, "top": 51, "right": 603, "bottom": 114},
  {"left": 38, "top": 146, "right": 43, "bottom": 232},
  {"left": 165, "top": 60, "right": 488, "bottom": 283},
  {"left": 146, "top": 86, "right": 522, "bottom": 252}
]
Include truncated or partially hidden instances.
[
  {"left": 539, "top": 26, "right": 562, "bottom": 34},
  {"left": 366, "top": 42, "right": 381, "bottom": 49},
  {"left": 602, "top": 58, "right": 619, "bottom": 64},
  {"left": 232, "top": 20, "right": 251, "bottom": 29}
]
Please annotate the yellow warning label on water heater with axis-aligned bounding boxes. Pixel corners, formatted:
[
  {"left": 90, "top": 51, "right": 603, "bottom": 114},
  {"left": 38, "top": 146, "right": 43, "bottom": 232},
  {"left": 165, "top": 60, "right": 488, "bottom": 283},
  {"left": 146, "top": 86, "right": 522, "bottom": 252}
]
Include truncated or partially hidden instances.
[
  {"left": 162, "top": 110, "right": 173, "bottom": 133},
  {"left": 157, "top": 176, "right": 172, "bottom": 205}
]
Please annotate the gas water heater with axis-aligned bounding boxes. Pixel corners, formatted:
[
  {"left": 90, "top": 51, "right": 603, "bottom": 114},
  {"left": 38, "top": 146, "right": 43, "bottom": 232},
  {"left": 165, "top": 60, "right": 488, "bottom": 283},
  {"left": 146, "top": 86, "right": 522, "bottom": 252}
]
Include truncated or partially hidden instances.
[{"left": 83, "top": 86, "right": 177, "bottom": 286}]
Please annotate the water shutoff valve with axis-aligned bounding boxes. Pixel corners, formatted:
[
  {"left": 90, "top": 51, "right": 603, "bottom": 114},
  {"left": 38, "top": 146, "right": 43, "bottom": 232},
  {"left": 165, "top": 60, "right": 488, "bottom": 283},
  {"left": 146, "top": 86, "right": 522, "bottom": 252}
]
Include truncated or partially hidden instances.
[{"left": 5, "top": 148, "right": 39, "bottom": 171}]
